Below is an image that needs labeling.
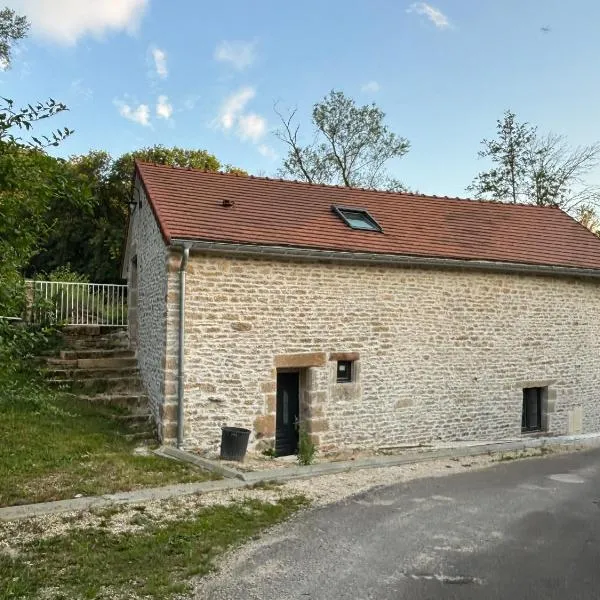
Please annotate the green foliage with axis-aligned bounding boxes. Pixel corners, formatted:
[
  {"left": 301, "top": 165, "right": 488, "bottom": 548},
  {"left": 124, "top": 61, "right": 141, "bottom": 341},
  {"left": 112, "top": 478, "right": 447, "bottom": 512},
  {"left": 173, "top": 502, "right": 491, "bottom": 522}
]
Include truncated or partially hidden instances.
[
  {"left": 44, "top": 264, "right": 89, "bottom": 283},
  {"left": 0, "top": 97, "right": 73, "bottom": 148},
  {"left": 577, "top": 205, "right": 600, "bottom": 236},
  {"left": 469, "top": 110, "right": 600, "bottom": 214},
  {"left": 0, "top": 496, "right": 308, "bottom": 599},
  {"left": 29, "top": 145, "right": 240, "bottom": 283},
  {"left": 262, "top": 446, "right": 278, "bottom": 458},
  {"left": 297, "top": 424, "right": 317, "bottom": 466},
  {"left": 0, "top": 7, "right": 28, "bottom": 69},
  {"left": 0, "top": 8, "right": 75, "bottom": 315},
  {"left": 277, "top": 90, "right": 410, "bottom": 190},
  {"left": 0, "top": 144, "right": 85, "bottom": 316},
  {"left": 0, "top": 320, "right": 61, "bottom": 367},
  {"left": 0, "top": 321, "right": 63, "bottom": 421},
  {"left": 469, "top": 110, "right": 535, "bottom": 205}
]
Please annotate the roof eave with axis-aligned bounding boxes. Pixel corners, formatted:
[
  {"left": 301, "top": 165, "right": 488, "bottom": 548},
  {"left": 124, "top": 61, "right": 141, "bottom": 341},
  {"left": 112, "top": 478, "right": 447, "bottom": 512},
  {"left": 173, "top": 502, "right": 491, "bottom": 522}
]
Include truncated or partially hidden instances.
[{"left": 168, "top": 238, "right": 600, "bottom": 280}]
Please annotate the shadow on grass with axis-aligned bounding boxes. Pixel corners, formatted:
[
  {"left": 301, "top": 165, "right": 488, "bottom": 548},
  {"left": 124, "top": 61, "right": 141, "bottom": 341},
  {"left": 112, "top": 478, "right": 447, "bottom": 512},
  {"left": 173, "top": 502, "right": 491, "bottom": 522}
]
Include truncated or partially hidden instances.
[
  {"left": 0, "top": 371, "right": 217, "bottom": 507},
  {"left": 1, "top": 496, "right": 309, "bottom": 599}
]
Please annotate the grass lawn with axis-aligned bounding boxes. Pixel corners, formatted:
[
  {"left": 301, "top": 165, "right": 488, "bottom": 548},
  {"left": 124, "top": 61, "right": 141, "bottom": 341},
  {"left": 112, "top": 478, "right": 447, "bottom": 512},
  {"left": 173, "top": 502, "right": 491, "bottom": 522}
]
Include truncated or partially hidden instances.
[
  {"left": 0, "top": 495, "right": 308, "bottom": 600},
  {"left": 0, "top": 371, "right": 217, "bottom": 507}
]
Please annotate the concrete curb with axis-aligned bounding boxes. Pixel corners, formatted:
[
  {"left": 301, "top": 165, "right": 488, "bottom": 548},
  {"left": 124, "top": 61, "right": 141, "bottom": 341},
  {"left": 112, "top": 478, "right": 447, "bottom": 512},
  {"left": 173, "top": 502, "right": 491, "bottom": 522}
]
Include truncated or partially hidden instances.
[
  {"left": 155, "top": 446, "right": 245, "bottom": 480},
  {"left": 0, "top": 479, "right": 247, "bottom": 522},
  {"left": 2, "top": 433, "right": 599, "bottom": 522}
]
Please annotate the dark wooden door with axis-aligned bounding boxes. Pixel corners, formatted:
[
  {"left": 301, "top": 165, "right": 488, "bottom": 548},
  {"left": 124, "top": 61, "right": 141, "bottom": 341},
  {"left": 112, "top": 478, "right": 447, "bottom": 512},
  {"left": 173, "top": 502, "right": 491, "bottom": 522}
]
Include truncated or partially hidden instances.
[{"left": 276, "top": 372, "right": 300, "bottom": 456}]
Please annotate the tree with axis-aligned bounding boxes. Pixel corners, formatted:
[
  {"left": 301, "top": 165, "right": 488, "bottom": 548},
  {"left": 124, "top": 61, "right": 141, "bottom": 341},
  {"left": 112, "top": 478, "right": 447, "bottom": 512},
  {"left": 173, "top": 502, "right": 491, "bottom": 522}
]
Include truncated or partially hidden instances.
[
  {"left": 0, "top": 10, "right": 72, "bottom": 149},
  {"left": 469, "top": 110, "right": 600, "bottom": 214},
  {"left": 468, "top": 110, "right": 535, "bottom": 204},
  {"left": 0, "top": 8, "right": 75, "bottom": 315},
  {"left": 276, "top": 90, "right": 410, "bottom": 191},
  {"left": 0, "top": 7, "right": 27, "bottom": 69},
  {"left": 576, "top": 204, "right": 600, "bottom": 236},
  {"left": 525, "top": 133, "right": 600, "bottom": 213},
  {"left": 28, "top": 146, "right": 245, "bottom": 282}
]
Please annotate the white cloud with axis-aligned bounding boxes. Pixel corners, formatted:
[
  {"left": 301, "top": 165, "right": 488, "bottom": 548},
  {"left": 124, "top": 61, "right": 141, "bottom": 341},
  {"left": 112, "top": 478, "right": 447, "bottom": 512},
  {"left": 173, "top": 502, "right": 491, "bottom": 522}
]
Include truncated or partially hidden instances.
[
  {"left": 216, "top": 86, "right": 268, "bottom": 146},
  {"left": 115, "top": 100, "right": 150, "bottom": 126},
  {"left": 4, "top": 0, "right": 149, "bottom": 45},
  {"left": 237, "top": 113, "right": 266, "bottom": 142},
  {"left": 361, "top": 81, "right": 380, "bottom": 93},
  {"left": 70, "top": 79, "right": 93, "bottom": 100},
  {"left": 218, "top": 86, "right": 255, "bottom": 130},
  {"left": 407, "top": 2, "right": 451, "bottom": 29},
  {"left": 151, "top": 46, "right": 168, "bottom": 78},
  {"left": 183, "top": 94, "right": 201, "bottom": 110},
  {"left": 156, "top": 95, "right": 173, "bottom": 120},
  {"left": 258, "top": 144, "right": 278, "bottom": 160},
  {"left": 214, "top": 40, "right": 256, "bottom": 70}
]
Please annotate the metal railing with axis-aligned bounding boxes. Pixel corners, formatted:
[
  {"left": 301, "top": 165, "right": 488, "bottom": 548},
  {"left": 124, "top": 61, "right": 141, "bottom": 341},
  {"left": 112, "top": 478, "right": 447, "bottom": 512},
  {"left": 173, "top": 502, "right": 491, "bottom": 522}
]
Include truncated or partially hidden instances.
[{"left": 27, "top": 281, "right": 128, "bottom": 327}]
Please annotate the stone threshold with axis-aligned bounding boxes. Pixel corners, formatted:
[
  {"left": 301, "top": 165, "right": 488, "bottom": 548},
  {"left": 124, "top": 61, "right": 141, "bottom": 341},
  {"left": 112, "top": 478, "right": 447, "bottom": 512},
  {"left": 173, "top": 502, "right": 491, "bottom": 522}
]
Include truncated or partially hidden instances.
[{"left": 2, "top": 433, "right": 599, "bottom": 522}]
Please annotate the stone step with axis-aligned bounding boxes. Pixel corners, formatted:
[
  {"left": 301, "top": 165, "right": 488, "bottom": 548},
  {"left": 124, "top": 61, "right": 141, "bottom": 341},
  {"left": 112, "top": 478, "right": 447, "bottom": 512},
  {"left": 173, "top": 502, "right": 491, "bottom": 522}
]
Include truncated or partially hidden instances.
[
  {"left": 77, "top": 357, "right": 138, "bottom": 370},
  {"left": 74, "top": 393, "right": 149, "bottom": 413},
  {"left": 121, "top": 431, "right": 156, "bottom": 443},
  {"left": 48, "top": 376, "right": 142, "bottom": 394},
  {"left": 46, "top": 357, "right": 78, "bottom": 368},
  {"left": 45, "top": 366, "right": 139, "bottom": 380},
  {"left": 63, "top": 337, "right": 130, "bottom": 350},
  {"left": 46, "top": 356, "right": 137, "bottom": 370},
  {"left": 60, "top": 349, "right": 135, "bottom": 360},
  {"left": 111, "top": 413, "right": 152, "bottom": 426}
]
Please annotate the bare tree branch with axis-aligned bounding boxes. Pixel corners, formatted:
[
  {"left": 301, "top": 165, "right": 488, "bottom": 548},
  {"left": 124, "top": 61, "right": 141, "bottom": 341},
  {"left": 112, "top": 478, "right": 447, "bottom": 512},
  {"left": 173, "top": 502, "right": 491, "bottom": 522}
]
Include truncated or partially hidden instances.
[
  {"left": 470, "top": 110, "right": 600, "bottom": 219},
  {"left": 274, "top": 104, "right": 315, "bottom": 184},
  {"left": 274, "top": 91, "right": 410, "bottom": 191}
]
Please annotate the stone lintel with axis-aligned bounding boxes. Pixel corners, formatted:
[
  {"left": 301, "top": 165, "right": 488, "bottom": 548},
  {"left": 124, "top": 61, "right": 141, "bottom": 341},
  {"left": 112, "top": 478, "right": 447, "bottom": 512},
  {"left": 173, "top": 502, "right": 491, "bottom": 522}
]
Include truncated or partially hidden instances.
[
  {"left": 514, "top": 380, "right": 557, "bottom": 390},
  {"left": 274, "top": 352, "right": 327, "bottom": 368},
  {"left": 329, "top": 352, "right": 360, "bottom": 362}
]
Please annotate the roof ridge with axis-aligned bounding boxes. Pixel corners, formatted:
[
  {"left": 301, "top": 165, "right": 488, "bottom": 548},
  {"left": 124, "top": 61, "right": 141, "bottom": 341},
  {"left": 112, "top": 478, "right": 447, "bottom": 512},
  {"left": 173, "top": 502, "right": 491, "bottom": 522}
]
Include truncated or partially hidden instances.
[{"left": 135, "top": 160, "right": 562, "bottom": 211}]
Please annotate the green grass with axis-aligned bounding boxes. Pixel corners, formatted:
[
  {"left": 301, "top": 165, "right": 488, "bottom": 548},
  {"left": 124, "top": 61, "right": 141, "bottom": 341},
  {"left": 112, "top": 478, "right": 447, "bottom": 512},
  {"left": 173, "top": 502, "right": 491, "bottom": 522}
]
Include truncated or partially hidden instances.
[
  {"left": 0, "top": 496, "right": 309, "bottom": 600},
  {"left": 0, "top": 370, "right": 217, "bottom": 507}
]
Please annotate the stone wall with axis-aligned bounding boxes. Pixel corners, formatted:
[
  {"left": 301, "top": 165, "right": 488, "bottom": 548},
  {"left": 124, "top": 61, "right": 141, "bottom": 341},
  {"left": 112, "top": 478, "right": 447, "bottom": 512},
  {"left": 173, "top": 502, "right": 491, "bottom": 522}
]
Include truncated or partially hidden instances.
[
  {"left": 128, "top": 181, "right": 169, "bottom": 426},
  {"left": 178, "top": 253, "right": 600, "bottom": 453}
]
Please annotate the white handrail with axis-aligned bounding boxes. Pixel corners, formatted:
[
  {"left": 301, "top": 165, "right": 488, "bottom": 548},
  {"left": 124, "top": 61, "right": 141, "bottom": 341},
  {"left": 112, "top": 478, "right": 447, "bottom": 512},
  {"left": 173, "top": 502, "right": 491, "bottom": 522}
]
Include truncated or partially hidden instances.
[{"left": 26, "top": 280, "right": 128, "bottom": 327}]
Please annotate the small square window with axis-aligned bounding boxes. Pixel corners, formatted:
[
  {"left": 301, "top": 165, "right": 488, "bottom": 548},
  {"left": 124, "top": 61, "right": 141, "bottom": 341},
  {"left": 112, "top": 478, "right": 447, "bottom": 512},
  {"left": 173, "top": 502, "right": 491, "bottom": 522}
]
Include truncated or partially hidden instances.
[
  {"left": 332, "top": 205, "right": 382, "bottom": 232},
  {"left": 337, "top": 360, "right": 353, "bottom": 383},
  {"left": 522, "top": 387, "right": 544, "bottom": 432}
]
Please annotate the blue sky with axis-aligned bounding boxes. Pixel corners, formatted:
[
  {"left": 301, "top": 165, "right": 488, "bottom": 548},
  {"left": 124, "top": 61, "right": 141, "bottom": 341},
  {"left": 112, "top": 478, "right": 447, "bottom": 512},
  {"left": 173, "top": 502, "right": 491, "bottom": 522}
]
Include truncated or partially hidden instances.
[{"left": 2, "top": 0, "right": 599, "bottom": 196}]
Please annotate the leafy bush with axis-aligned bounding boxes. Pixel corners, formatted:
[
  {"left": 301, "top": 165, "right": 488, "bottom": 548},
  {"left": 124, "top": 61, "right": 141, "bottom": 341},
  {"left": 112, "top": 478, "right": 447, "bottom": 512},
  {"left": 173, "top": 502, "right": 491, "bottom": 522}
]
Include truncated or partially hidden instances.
[
  {"left": 0, "top": 320, "right": 61, "bottom": 361},
  {"left": 45, "top": 264, "right": 89, "bottom": 283},
  {"left": 0, "top": 320, "right": 63, "bottom": 412},
  {"left": 297, "top": 424, "right": 317, "bottom": 466}
]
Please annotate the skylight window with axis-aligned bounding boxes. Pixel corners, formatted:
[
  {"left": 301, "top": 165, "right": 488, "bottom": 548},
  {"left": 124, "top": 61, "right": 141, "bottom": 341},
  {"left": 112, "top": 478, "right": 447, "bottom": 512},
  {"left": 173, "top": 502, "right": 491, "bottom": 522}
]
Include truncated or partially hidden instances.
[{"left": 332, "top": 205, "right": 383, "bottom": 232}]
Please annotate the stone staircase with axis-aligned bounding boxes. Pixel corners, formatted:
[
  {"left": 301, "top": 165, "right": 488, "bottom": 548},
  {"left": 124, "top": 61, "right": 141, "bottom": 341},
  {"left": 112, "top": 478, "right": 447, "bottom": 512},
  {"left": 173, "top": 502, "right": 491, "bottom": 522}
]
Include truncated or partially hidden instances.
[{"left": 44, "top": 326, "right": 154, "bottom": 443}]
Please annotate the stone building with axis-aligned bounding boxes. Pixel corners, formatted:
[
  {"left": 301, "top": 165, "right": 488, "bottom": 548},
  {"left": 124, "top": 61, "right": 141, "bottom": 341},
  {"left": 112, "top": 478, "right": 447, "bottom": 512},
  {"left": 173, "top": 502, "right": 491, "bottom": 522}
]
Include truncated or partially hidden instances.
[{"left": 122, "top": 161, "right": 600, "bottom": 455}]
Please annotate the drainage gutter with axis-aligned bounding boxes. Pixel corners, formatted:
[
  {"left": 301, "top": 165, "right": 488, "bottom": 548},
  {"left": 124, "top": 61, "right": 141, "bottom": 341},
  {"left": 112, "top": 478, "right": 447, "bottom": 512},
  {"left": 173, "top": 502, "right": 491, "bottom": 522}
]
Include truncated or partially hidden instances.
[
  {"left": 176, "top": 244, "right": 191, "bottom": 449},
  {"left": 170, "top": 239, "right": 600, "bottom": 280}
]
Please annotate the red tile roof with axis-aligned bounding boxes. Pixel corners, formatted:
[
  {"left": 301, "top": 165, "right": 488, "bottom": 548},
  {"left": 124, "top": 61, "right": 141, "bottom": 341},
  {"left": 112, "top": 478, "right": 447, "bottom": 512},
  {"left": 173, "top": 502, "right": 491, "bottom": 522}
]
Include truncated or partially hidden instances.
[{"left": 135, "top": 161, "right": 600, "bottom": 271}]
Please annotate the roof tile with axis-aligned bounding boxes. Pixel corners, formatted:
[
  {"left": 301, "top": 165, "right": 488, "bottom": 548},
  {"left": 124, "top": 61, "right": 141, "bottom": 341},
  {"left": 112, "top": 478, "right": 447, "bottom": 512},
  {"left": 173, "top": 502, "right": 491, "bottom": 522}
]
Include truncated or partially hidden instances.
[{"left": 135, "top": 161, "right": 600, "bottom": 271}]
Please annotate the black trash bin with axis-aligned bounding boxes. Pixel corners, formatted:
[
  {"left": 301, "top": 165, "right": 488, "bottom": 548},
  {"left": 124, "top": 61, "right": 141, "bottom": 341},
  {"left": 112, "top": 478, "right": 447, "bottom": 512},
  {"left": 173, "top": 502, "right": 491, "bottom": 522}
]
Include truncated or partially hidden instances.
[{"left": 220, "top": 426, "right": 251, "bottom": 461}]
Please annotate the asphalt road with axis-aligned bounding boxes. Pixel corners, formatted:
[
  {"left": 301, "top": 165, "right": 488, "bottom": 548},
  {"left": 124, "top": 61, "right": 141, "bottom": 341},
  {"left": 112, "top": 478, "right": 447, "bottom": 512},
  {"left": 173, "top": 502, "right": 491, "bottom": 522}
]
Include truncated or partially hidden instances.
[{"left": 195, "top": 447, "right": 600, "bottom": 600}]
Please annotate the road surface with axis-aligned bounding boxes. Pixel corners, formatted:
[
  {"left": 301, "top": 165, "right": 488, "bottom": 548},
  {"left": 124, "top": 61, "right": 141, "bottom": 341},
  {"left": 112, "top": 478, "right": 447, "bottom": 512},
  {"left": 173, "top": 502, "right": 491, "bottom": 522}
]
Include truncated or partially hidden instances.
[{"left": 196, "top": 447, "right": 600, "bottom": 599}]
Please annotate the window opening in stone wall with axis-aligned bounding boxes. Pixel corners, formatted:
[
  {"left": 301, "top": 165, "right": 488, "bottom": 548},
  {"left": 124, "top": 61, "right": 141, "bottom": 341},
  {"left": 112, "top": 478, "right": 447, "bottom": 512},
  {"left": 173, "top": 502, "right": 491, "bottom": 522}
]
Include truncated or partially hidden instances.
[
  {"left": 337, "top": 360, "right": 353, "bottom": 383},
  {"left": 522, "top": 387, "right": 545, "bottom": 432}
]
